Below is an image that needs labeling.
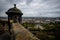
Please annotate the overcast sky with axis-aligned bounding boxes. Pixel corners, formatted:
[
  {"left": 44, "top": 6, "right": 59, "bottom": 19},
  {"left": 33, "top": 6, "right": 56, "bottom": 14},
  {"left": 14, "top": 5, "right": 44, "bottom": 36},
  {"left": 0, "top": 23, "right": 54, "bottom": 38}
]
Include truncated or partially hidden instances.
[{"left": 0, "top": 0, "right": 60, "bottom": 17}]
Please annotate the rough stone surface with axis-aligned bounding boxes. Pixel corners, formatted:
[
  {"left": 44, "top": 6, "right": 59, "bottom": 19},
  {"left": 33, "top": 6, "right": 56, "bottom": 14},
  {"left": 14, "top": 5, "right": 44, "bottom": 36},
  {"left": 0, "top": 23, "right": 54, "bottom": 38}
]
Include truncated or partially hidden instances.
[
  {"left": 12, "top": 23, "right": 40, "bottom": 40},
  {"left": 0, "top": 32, "right": 11, "bottom": 40},
  {"left": 0, "top": 23, "right": 40, "bottom": 40}
]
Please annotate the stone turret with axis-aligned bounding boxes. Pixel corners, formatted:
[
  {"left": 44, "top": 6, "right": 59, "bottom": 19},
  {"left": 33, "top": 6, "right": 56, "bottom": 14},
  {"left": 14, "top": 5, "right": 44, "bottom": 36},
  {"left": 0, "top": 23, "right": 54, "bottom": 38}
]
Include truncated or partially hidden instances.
[
  {"left": 6, "top": 4, "right": 23, "bottom": 23},
  {"left": 6, "top": 4, "right": 23, "bottom": 35}
]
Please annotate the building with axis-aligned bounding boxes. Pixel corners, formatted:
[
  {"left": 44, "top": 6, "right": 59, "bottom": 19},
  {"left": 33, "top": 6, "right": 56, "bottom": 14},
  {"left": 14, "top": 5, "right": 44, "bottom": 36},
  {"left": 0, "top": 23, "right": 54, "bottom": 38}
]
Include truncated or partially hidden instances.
[{"left": 6, "top": 4, "right": 23, "bottom": 24}]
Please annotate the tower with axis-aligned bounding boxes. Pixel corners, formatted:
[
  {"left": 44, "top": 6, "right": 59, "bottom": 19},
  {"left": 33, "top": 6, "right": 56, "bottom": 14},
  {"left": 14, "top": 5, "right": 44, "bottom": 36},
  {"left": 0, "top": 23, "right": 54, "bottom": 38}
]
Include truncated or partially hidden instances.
[{"left": 6, "top": 4, "right": 23, "bottom": 24}]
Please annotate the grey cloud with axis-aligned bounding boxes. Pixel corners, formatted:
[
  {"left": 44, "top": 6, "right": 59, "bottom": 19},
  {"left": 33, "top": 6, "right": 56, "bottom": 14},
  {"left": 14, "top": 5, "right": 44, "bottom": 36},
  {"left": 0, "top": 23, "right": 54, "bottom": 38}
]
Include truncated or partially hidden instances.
[
  {"left": 26, "top": 0, "right": 32, "bottom": 5},
  {"left": 0, "top": 0, "right": 60, "bottom": 17}
]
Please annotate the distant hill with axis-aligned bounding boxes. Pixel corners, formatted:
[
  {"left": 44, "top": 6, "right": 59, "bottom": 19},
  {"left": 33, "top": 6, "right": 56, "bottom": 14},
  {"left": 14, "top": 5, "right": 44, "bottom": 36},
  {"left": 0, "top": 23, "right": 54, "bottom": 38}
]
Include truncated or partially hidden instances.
[
  {"left": 0, "top": 17, "right": 7, "bottom": 19},
  {"left": 0, "top": 17, "right": 60, "bottom": 20}
]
